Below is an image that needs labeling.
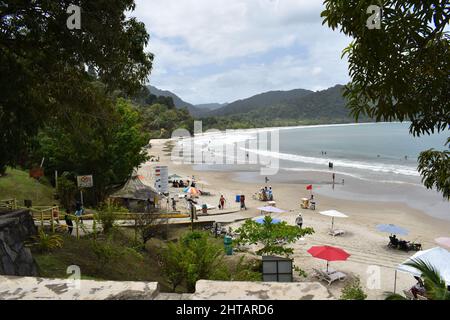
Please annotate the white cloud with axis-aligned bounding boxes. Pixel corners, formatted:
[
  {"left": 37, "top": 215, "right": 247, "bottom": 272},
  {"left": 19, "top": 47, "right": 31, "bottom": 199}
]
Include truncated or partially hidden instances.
[{"left": 132, "top": 0, "right": 351, "bottom": 104}]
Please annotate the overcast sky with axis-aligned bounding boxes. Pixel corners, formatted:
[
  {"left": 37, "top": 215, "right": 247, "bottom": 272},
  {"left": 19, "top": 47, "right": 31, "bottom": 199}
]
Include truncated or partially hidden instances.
[{"left": 132, "top": 0, "right": 351, "bottom": 104}]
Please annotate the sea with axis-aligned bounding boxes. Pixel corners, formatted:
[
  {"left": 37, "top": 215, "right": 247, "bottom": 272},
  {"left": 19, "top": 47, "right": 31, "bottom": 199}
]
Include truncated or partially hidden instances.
[{"left": 176, "top": 122, "right": 450, "bottom": 221}]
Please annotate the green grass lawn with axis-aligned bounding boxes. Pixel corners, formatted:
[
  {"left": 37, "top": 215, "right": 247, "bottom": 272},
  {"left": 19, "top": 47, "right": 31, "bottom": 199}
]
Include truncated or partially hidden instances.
[{"left": 0, "top": 167, "right": 56, "bottom": 206}]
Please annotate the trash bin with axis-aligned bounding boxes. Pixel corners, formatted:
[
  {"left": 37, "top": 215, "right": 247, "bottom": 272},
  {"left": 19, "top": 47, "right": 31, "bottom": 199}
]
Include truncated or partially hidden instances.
[
  {"left": 235, "top": 195, "right": 241, "bottom": 203},
  {"left": 224, "top": 236, "right": 233, "bottom": 255}
]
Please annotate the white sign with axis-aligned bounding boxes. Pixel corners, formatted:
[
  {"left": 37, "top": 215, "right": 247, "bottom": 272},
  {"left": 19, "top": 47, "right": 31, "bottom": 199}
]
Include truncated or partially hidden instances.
[
  {"left": 77, "top": 175, "right": 93, "bottom": 188},
  {"left": 154, "top": 166, "right": 168, "bottom": 194}
]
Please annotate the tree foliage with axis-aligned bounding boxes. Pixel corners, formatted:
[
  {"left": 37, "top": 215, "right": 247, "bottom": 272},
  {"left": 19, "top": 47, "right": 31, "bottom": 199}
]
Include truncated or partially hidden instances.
[
  {"left": 235, "top": 216, "right": 314, "bottom": 257},
  {"left": 33, "top": 98, "right": 149, "bottom": 203},
  {"left": 321, "top": 1, "right": 450, "bottom": 199},
  {"left": 340, "top": 277, "right": 368, "bottom": 300},
  {"left": 159, "top": 231, "right": 225, "bottom": 292},
  {"left": 139, "top": 102, "right": 194, "bottom": 139},
  {"left": 0, "top": 0, "right": 153, "bottom": 171}
]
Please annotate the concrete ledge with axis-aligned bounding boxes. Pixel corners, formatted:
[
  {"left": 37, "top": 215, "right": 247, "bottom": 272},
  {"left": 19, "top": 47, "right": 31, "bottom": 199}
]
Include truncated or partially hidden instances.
[
  {"left": 191, "top": 280, "right": 335, "bottom": 300},
  {"left": 0, "top": 276, "right": 160, "bottom": 300},
  {"left": 0, "top": 276, "right": 334, "bottom": 300}
]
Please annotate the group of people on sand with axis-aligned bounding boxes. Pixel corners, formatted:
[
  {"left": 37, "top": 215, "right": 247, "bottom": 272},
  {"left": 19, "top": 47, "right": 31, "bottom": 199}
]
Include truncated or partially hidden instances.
[
  {"left": 172, "top": 180, "right": 196, "bottom": 188},
  {"left": 217, "top": 194, "right": 247, "bottom": 211},
  {"left": 258, "top": 186, "right": 274, "bottom": 201}
]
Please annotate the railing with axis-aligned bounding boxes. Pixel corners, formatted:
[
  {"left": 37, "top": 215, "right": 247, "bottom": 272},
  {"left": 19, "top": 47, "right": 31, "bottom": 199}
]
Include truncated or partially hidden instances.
[
  {"left": 1, "top": 198, "right": 190, "bottom": 239},
  {"left": 0, "top": 199, "right": 18, "bottom": 210}
]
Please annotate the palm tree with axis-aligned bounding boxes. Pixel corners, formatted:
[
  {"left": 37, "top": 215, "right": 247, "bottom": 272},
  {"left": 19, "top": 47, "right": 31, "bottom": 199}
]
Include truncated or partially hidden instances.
[{"left": 386, "top": 258, "right": 450, "bottom": 300}]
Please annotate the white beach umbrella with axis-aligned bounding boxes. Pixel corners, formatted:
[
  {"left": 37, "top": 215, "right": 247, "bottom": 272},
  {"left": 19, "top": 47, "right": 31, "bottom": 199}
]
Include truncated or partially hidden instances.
[
  {"left": 319, "top": 210, "right": 349, "bottom": 231},
  {"left": 396, "top": 247, "right": 450, "bottom": 286}
]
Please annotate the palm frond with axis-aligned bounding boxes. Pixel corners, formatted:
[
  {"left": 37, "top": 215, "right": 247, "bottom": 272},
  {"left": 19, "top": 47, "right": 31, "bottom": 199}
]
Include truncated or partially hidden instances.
[{"left": 404, "top": 258, "right": 450, "bottom": 300}]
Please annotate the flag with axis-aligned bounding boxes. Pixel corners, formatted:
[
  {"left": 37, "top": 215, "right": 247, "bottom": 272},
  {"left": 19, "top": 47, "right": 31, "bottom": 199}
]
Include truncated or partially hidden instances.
[{"left": 306, "top": 185, "right": 313, "bottom": 191}]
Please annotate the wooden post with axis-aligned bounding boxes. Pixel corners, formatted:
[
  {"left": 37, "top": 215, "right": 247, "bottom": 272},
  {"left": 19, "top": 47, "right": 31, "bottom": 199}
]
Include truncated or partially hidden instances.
[
  {"left": 394, "top": 269, "right": 398, "bottom": 294},
  {"left": 76, "top": 217, "right": 80, "bottom": 240},
  {"left": 134, "top": 217, "right": 138, "bottom": 243},
  {"left": 40, "top": 211, "right": 44, "bottom": 228},
  {"left": 51, "top": 208, "right": 55, "bottom": 233},
  {"left": 93, "top": 217, "right": 97, "bottom": 240}
]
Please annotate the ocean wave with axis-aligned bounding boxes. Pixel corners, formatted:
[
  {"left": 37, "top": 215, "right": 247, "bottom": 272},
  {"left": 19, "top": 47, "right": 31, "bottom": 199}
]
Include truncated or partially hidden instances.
[{"left": 243, "top": 148, "right": 420, "bottom": 177}]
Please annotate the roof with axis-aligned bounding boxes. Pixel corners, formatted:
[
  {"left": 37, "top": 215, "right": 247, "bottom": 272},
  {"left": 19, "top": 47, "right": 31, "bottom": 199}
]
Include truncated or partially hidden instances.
[{"left": 110, "top": 176, "right": 158, "bottom": 201}]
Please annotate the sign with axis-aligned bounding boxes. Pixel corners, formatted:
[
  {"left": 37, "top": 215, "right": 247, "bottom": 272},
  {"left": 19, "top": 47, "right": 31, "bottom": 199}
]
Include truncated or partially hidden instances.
[
  {"left": 154, "top": 166, "right": 168, "bottom": 194},
  {"left": 77, "top": 175, "right": 94, "bottom": 188},
  {"left": 29, "top": 167, "right": 44, "bottom": 179}
]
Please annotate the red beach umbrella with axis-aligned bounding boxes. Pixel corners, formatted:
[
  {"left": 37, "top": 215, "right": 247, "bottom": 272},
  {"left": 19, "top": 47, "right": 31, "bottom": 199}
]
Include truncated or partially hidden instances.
[{"left": 307, "top": 245, "right": 350, "bottom": 272}]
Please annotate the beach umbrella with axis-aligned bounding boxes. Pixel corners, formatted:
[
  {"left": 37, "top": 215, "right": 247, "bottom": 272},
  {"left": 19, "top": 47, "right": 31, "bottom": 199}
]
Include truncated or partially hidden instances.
[
  {"left": 257, "top": 206, "right": 286, "bottom": 214},
  {"left": 376, "top": 224, "right": 409, "bottom": 236},
  {"left": 183, "top": 187, "right": 200, "bottom": 196},
  {"left": 397, "top": 247, "right": 450, "bottom": 286},
  {"left": 168, "top": 174, "right": 183, "bottom": 181},
  {"left": 254, "top": 217, "right": 282, "bottom": 225},
  {"left": 435, "top": 237, "right": 450, "bottom": 249},
  {"left": 307, "top": 245, "right": 350, "bottom": 272},
  {"left": 320, "top": 210, "right": 348, "bottom": 231}
]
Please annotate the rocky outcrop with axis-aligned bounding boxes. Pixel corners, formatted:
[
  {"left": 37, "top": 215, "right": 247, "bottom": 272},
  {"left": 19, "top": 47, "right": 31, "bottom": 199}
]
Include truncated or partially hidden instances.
[{"left": 0, "top": 209, "right": 38, "bottom": 276}]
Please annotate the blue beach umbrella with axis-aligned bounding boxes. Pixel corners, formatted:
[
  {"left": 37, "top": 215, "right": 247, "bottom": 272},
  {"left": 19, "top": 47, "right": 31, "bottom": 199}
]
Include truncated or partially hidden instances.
[
  {"left": 376, "top": 224, "right": 409, "bottom": 236},
  {"left": 254, "top": 217, "right": 282, "bottom": 225}
]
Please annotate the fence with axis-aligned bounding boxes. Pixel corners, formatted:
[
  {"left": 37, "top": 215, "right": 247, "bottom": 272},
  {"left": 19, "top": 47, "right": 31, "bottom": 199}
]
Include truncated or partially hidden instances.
[{"left": 1, "top": 198, "right": 189, "bottom": 240}]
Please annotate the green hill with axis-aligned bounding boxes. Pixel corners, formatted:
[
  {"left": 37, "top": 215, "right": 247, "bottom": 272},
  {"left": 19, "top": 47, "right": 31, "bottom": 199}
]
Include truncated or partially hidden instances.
[{"left": 0, "top": 168, "right": 55, "bottom": 206}]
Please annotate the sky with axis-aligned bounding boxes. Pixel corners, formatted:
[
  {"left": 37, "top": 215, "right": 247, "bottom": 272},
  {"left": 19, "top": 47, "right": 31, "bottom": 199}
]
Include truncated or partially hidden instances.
[{"left": 132, "top": 0, "right": 351, "bottom": 105}]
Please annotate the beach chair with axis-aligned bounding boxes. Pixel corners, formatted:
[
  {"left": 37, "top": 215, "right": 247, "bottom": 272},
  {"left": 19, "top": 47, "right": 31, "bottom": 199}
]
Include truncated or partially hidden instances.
[
  {"left": 416, "top": 294, "right": 428, "bottom": 300},
  {"left": 403, "top": 289, "right": 415, "bottom": 300},
  {"left": 313, "top": 268, "right": 346, "bottom": 285},
  {"left": 329, "top": 229, "right": 345, "bottom": 237}
]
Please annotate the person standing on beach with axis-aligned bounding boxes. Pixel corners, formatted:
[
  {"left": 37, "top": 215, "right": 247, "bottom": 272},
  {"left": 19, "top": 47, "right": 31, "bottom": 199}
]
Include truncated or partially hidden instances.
[
  {"left": 172, "top": 198, "right": 177, "bottom": 211},
  {"left": 219, "top": 195, "right": 226, "bottom": 210},
  {"left": 295, "top": 214, "right": 303, "bottom": 229},
  {"left": 265, "top": 176, "right": 269, "bottom": 184},
  {"left": 240, "top": 195, "right": 246, "bottom": 210}
]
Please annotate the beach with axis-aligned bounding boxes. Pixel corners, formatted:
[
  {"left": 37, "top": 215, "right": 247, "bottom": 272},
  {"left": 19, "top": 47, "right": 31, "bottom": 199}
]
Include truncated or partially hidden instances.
[{"left": 141, "top": 138, "right": 450, "bottom": 300}]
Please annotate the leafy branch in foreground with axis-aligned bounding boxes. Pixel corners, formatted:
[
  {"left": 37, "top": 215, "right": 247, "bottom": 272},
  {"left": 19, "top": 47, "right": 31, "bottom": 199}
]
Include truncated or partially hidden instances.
[
  {"left": 321, "top": 0, "right": 450, "bottom": 199},
  {"left": 385, "top": 258, "right": 450, "bottom": 300},
  {"left": 235, "top": 216, "right": 314, "bottom": 257},
  {"left": 418, "top": 147, "right": 450, "bottom": 199}
]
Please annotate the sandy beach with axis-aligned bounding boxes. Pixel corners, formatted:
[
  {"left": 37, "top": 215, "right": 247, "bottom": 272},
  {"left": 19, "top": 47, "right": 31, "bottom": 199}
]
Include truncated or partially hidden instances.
[{"left": 141, "top": 138, "right": 450, "bottom": 300}]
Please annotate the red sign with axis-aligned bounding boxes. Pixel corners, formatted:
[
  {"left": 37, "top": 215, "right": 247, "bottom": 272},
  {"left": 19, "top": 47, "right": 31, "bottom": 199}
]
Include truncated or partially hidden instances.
[{"left": 29, "top": 167, "right": 44, "bottom": 179}]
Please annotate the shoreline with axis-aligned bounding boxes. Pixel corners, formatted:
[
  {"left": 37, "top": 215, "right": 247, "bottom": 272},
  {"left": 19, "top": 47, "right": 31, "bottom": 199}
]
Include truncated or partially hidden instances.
[{"left": 141, "top": 138, "right": 450, "bottom": 300}]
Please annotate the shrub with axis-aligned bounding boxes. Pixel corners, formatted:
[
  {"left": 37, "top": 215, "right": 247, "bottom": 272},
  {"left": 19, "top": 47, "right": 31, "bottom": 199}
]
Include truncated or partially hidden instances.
[
  {"left": 227, "top": 256, "right": 262, "bottom": 281},
  {"left": 160, "top": 231, "right": 225, "bottom": 292},
  {"left": 340, "top": 277, "right": 367, "bottom": 300},
  {"left": 31, "top": 230, "right": 64, "bottom": 253},
  {"left": 96, "top": 202, "right": 126, "bottom": 234},
  {"left": 91, "top": 240, "right": 123, "bottom": 268}
]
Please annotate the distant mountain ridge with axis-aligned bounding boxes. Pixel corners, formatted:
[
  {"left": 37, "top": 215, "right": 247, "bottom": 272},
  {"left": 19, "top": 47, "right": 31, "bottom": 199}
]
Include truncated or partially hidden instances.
[
  {"left": 146, "top": 84, "right": 364, "bottom": 125},
  {"left": 147, "top": 85, "right": 205, "bottom": 117},
  {"left": 195, "top": 103, "right": 228, "bottom": 111},
  {"left": 208, "top": 88, "right": 313, "bottom": 117}
]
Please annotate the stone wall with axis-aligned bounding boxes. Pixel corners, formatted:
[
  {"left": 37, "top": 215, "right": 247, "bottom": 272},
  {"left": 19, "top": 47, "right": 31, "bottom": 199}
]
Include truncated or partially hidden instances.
[{"left": 0, "top": 209, "right": 38, "bottom": 276}]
